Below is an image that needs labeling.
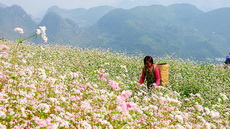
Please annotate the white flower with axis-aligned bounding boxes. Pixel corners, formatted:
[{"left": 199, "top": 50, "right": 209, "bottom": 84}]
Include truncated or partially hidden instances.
[
  {"left": 0, "top": 123, "right": 6, "bottom": 129},
  {"left": 14, "top": 27, "right": 24, "bottom": 34},
  {"left": 175, "top": 124, "right": 185, "bottom": 129},
  {"left": 204, "top": 122, "right": 211, "bottom": 129},
  {"left": 21, "top": 59, "right": 27, "bottom": 64},
  {"left": 39, "top": 26, "right": 46, "bottom": 32},
  {"left": 210, "top": 111, "right": 220, "bottom": 118},
  {"left": 175, "top": 115, "right": 184, "bottom": 123},
  {"left": 204, "top": 107, "right": 210, "bottom": 115},
  {"left": 37, "top": 103, "right": 50, "bottom": 113},
  {"left": 80, "top": 121, "right": 92, "bottom": 129},
  {"left": 197, "top": 116, "right": 206, "bottom": 122},
  {"left": 0, "top": 111, "right": 6, "bottom": 118},
  {"left": 220, "top": 93, "right": 228, "bottom": 101},
  {"left": 42, "top": 35, "right": 48, "bottom": 42},
  {"left": 36, "top": 29, "right": 41, "bottom": 35},
  {"left": 38, "top": 26, "right": 48, "bottom": 42}
]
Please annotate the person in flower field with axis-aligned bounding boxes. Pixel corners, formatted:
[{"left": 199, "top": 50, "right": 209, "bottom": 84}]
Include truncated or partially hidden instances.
[{"left": 137, "top": 55, "right": 160, "bottom": 91}]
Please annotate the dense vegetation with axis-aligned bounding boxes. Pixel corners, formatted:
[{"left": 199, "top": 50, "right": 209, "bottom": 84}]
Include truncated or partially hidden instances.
[{"left": 0, "top": 40, "right": 229, "bottom": 128}]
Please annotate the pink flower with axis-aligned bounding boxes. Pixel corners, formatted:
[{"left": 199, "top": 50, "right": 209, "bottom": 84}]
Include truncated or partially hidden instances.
[
  {"left": 99, "top": 69, "right": 108, "bottom": 81},
  {"left": 195, "top": 104, "right": 203, "bottom": 112},
  {"left": 116, "top": 90, "right": 136, "bottom": 115},
  {"left": 109, "top": 80, "right": 120, "bottom": 91},
  {"left": 33, "top": 117, "right": 52, "bottom": 128},
  {"left": 0, "top": 72, "right": 3, "bottom": 79},
  {"left": 116, "top": 95, "right": 125, "bottom": 105},
  {"left": 120, "top": 101, "right": 128, "bottom": 115},
  {"left": 0, "top": 45, "right": 10, "bottom": 50},
  {"left": 0, "top": 52, "right": 8, "bottom": 57},
  {"left": 77, "top": 83, "right": 90, "bottom": 91},
  {"left": 70, "top": 72, "right": 81, "bottom": 78},
  {"left": 126, "top": 102, "right": 137, "bottom": 110},
  {"left": 116, "top": 90, "right": 132, "bottom": 105},
  {"left": 120, "top": 90, "right": 132, "bottom": 99}
]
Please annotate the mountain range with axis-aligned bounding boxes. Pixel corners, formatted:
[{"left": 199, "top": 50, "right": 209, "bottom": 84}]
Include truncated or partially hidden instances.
[{"left": 0, "top": 3, "right": 229, "bottom": 62}]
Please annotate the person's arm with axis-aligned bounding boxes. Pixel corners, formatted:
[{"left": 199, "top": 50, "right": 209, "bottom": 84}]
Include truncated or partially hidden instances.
[
  {"left": 154, "top": 66, "right": 160, "bottom": 86},
  {"left": 137, "top": 68, "right": 145, "bottom": 88},
  {"left": 139, "top": 68, "right": 145, "bottom": 84}
]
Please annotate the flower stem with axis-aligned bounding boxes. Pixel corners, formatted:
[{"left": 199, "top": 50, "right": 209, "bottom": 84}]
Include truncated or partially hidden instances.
[
  {"left": 12, "top": 34, "right": 37, "bottom": 73},
  {"left": 22, "top": 34, "right": 37, "bottom": 42}
]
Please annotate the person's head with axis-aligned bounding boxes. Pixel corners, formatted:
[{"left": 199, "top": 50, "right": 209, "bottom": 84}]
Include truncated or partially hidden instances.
[{"left": 144, "top": 55, "right": 154, "bottom": 67}]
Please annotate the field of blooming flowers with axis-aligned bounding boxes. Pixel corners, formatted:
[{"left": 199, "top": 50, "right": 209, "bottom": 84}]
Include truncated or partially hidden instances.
[{"left": 0, "top": 40, "right": 229, "bottom": 128}]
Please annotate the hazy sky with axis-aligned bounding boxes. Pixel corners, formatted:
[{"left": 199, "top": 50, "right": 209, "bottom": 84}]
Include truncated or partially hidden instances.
[{"left": 1, "top": 0, "right": 230, "bottom": 16}]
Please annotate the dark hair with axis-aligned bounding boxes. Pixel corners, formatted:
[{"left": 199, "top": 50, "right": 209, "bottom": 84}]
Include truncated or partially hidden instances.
[{"left": 144, "top": 55, "right": 154, "bottom": 64}]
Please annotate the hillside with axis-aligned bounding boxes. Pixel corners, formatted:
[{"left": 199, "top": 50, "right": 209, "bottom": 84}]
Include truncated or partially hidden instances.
[
  {"left": 0, "top": 4, "right": 230, "bottom": 62},
  {"left": 85, "top": 4, "right": 229, "bottom": 61},
  {"left": 34, "top": 12, "right": 81, "bottom": 45},
  {"left": 0, "top": 5, "right": 37, "bottom": 40},
  {"left": 0, "top": 40, "right": 229, "bottom": 128},
  {"left": 0, "top": 2, "right": 7, "bottom": 8},
  {"left": 47, "top": 5, "right": 115, "bottom": 27}
]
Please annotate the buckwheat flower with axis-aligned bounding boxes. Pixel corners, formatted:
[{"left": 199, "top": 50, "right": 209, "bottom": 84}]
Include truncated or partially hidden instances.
[
  {"left": 195, "top": 104, "right": 203, "bottom": 111},
  {"left": 80, "top": 121, "right": 92, "bottom": 129},
  {"left": 80, "top": 101, "right": 92, "bottom": 111},
  {"left": 14, "top": 27, "right": 24, "bottom": 34},
  {"left": 48, "top": 98, "right": 60, "bottom": 105},
  {"left": 149, "top": 105, "right": 158, "bottom": 111},
  {"left": 204, "top": 122, "right": 211, "bottom": 129},
  {"left": 175, "top": 115, "right": 184, "bottom": 124},
  {"left": 21, "top": 59, "right": 26, "bottom": 64},
  {"left": 38, "top": 103, "right": 50, "bottom": 113},
  {"left": 204, "top": 107, "right": 210, "bottom": 115},
  {"left": 99, "top": 71, "right": 108, "bottom": 81},
  {"left": 120, "top": 65, "right": 128, "bottom": 72},
  {"left": 39, "top": 26, "right": 48, "bottom": 42},
  {"left": 70, "top": 72, "right": 81, "bottom": 79},
  {"left": 197, "top": 116, "right": 206, "bottom": 123},
  {"left": 109, "top": 80, "right": 120, "bottom": 91},
  {"left": 220, "top": 93, "right": 228, "bottom": 101},
  {"left": 39, "top": 26, "right": 46, "bottom": 33},
  {"left": 120, "top": 101, "right": 129, "bottom": 115},
  {"left": 117, "top": 95, "right": 125, "bottom": 105},
  {"left": 0, "top": 123, "right": 6, "bottom": 129},
  {"left": 210, "top": 110, "right": 220, "bottom": 118},
  {"left": 175, "top": 124, "right": 184, "bottom": 129},
  {"left": 0, "top": 111, "right": 6, "bottom": 118},
  {"left": 195, "top": 93, "right": 201, "bottom": 98},
  {"left": 126, "top": 102, "right": 137, "bottom": 110},
  {"left": 121, "top": 90, "right": 132, "bottom": 99},
  {"left": 0, "top": 52, "right": 8, "bottom": 57},
  {"left": 185, "top": 124, "right": 193, "bottom": 129},
  {"left": 36, "top": 29, "right": 41, "bottom": 35},
  {"left": 0, "top": 45, "right": 10, "bottom": 50}
]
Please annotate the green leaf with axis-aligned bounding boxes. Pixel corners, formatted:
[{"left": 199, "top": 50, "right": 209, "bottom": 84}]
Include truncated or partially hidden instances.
[
  {"left": 111, "top": 111, "right": 119, "bottom": 114},
  {"left": 17, "top": 38, "right": 23, "bottom": 43}
]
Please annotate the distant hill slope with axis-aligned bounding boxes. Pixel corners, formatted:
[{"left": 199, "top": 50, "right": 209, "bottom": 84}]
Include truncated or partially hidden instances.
[
  {"left": 33, "top": 12, "right": 81, "bottom": 45},
  {"left": 81, "top": 4, "right": 229, "bottom": 61},
  {"left": 0, "top": 5, "right": 37, "bottom": 40},
  {"left": 0, "top": 4, "right": 229, "bottom": 61},
  {"left": 47, "top": 5, "right": 115, "bottom": 27},
  {"left": 0, "top": 2, "right": 7, "bottom": 8},
  {"left": 192, "top": 7, "right": 230, "bottom": 36}
]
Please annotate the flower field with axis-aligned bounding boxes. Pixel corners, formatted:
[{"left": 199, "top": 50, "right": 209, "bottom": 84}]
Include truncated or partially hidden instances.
[{"left": 0, "top": 40, "right": 229, "bottom": 128}]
